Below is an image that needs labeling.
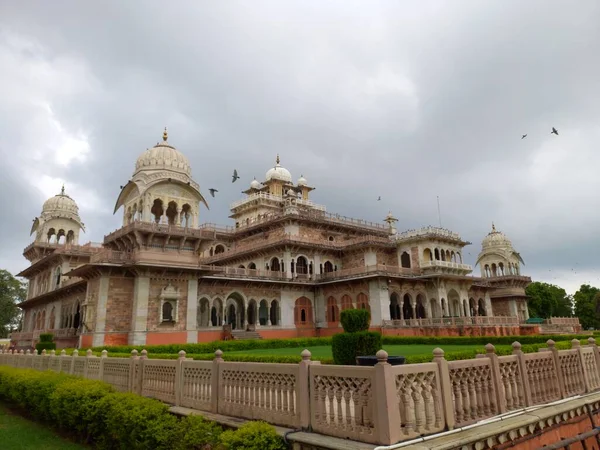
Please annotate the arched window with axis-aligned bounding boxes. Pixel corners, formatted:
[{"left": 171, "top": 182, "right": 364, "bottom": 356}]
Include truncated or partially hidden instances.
[
  {"left": 434, "top": 249, "right": 440, "bottom": 260},
  {"left": 323, "top": 261, "right": 334, "bottom": 273},
  {"left": 326, "top": 296, "right": 338, "bottom": 322},
  {"left": 166, "top": 201, "right": 178, "bottom": 225},
  {"left": 248, "top": 262, "right": 257, "bottom": 270},
  {"left": 400, "top": 252, "right": 411, "bottom": 268},
  {"left": 181, "top": 204, "right": 192, "bottom": 227},
  {"left": 440, "top": 250, "right": 446, "bottom": 261},
  {"left": 294, "top": 297, "right": 313, "bottom": 326},
  {"left": 296, "top": 256, "right": 308, "bottom": 275},
  {"left": 211, "top": 299, "right": 223, "bottom": 326},
  {"left": 423, "top": 248, "right": 432, "bottom": 261},
  {"left": 270, "top": 258, "right": 281, "bottom": 272},
  {"left": 270, "top": 300, "right": 279, "bottom": 326},
  {"left": 151, "top": 199, "right": 164, "bottom": 223},
  {"left": 341, "top": 294, "right": 353, "bottom": 311},
  {"left": 57, "top": 229, "right": 66, "bottom": 244},
  {"left": 55, "top": 267, "right": 62, "bottom": 288},
  {"left": 491, "top": 263, "right": 497, "bottom": 277},
  {"left": 478, "top": 299, "right": 486, "bottom": 316},
  {"left": 66, "top": 230, "right": 75, "bottom": 244},
  {"left": 49, "top": 307, "right": 56, "bottom": 330},
  {"left": 403, "top": 294, "right": 413, "bottom": 320},
  {"left": 214, "top": 245, "right": 225, "bottom": 254},
  {"left": 499, "top": 262, "right": 504, "bottom": 276},
  {"left": 416, "top": 294, "right": 426, "bottom": 319},
  {"left": 390, "top": 293, "right": 401, "bottom": 320},
  {"left": 357, "top": 293, "right": 369, "bottom": 311},
  {"left": 162, "top": 302, "right": 174, "bottom": 321},
  {"left": 47, "top": 228, "right": 56, "bottom": 243},
  {"left": 73, "top": 304, "right": 81, "bottom": 329}
]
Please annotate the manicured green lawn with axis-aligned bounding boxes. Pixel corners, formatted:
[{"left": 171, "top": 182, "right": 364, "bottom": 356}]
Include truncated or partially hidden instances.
[
  {"left": 0, "top": 403, "right": 86, "bottom": 450},
  {"left": 226, "top": 344, "right": 494, "bottom": 358}
]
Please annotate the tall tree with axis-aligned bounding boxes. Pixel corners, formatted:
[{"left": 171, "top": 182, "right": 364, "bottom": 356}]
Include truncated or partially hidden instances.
[
  {"left": 0, "top": 270, "right": 27, "bottom": 338},
  {"left": 574, "top": 284, "right": 600, "bottom": 330},
  {"left": 526, "top": 281, "right": 573, "bottom": 318}
]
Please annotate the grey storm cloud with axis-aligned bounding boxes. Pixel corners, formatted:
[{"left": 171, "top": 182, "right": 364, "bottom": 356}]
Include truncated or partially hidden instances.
[{"left": 0, "top": 0, "right": 599, "bottom": 293}]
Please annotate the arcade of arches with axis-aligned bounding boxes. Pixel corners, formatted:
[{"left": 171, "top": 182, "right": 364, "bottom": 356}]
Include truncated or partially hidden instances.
[{"left": 389, "top": 291, "right": 487, "bottom": 319}]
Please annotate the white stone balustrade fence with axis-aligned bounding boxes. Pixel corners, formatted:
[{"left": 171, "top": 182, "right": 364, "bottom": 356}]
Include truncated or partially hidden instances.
[{"left": 3, "top": 338, "right": 600, "bottom": 446}]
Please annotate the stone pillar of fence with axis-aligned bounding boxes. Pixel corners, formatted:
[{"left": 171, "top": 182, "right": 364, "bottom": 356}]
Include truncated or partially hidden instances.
[
  {"left": 130, "top": 350, "right": 139, "bottom": 394},
  {"left": 298, "top": 349, "right": 312, "bottom": 430},
  {"left": 546, "top": 340, "right": 566, "bottom": 399},
  {"left": 433, "top": 348, "right": 455, "bottom": 430},
  {"left": 484, "top": 344, "right": 507, "bottom": 414},
  {"left": 211, "top": 350, "right": 223, "bottom": 414},
  {"left": 512, "top": 342, "right": 533, "bottom": 406},
  {"left": 587, "top": 338, "right": 600, "bottom": 375},
  {"left": 70, "top": 349, "right": 79, "bottom": 375},
  {"left": 572, "top": 338, "right": 594, "bottom": 393},
  {"left": 373, "top": 350, "right": 403, "bottom": 444},
  {"left": 175, "top": 350, "right": 186, "bottom": 406}
]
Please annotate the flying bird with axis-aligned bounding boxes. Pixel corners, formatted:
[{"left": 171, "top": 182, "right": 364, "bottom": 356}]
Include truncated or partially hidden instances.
[
  {"left": 377, "top": 196, "right": 381, "bottom": 201},
  {"left": 521, "top": 134, "right": 527, "bottom": 139},
  {"left": 232, "top": 169, "right": 239, "bottom": 183},
  {"left": 209, "top": 189, "right": 218, "bottom": 197},
  {"left": 551, "top": 127, "right": 559, "bottom": 135}
]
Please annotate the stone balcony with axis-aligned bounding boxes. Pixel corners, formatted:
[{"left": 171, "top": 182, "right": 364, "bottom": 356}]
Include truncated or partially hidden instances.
[
  {"left": 104, "top": 221, "right": 218, "bottom": 244},
  {"left": 420, "top": 259, "right": 473, "bottom": 275}
]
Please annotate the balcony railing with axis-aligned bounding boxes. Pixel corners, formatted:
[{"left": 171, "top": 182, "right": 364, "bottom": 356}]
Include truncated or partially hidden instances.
[
  {"left": 104, "top": 221, "right": 216, "bottom": 243},
  {"left": 382, "top": 315, "right": 520, "bottom": 328},
  {"left": 420, "top": 260, "right": 473, "bottom": 272},
  {"left": 200, "top": 233, "right": 394, "bottom": 264},
  {"left": 394, "top": 226, "right": 464, "bottom": 242}
]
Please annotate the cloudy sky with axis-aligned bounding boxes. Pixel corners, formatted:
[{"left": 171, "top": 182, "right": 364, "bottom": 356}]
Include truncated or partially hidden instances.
[{"left": 1, "top": 1, "right": 599, "bottom": 294}]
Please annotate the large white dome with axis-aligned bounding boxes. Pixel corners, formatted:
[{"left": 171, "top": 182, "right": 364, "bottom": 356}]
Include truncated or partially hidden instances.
[
  {"left": 134, "top": 129, "right": 191, "bottom": 177},
  {"left": 42, "top": 186, "right": 80, "bottom": 216},
  {"left": 265, "top": 155, "right": 292, "bottom": 183},
  {"left": 481, "top": 223, "right": 513, "bottom": 249}
]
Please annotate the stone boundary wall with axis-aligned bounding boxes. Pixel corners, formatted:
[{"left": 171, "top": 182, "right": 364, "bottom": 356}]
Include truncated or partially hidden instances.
[{"left": 2, "top": 338, "right": 600, "bottom": 446}]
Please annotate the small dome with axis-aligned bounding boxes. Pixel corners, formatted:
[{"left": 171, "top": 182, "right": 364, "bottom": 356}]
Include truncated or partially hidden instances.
[
  {"left": 134, "top": 128, "right": 191, "bottom": 177},
  {"left": 265, "top": 154, "right": 292, "bottom": 183},
  {"left": 286, "top": 188, "right": 296, "bottom": 196},
  {"left": 42, "top": 186, "right": 79, "bottom": 215},
  {"left": 297, "top": 175, "right": 307, "bottom": 186},
  {"left": 250, "top": 178, "right": 261, "bottom": 189},
  {"left": 482, "top": 223, "right": 513, "bottom": 249}
]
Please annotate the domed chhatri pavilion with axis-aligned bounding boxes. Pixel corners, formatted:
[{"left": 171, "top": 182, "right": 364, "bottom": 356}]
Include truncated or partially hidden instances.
[{"left": 12, "top": 130, "right": 579, "bottom": 349}]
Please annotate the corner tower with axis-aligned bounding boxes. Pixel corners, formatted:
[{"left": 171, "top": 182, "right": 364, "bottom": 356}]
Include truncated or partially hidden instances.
[
  {"left": 113, "top": 128, "right": 208, "bottom": 228},
  {"left": 476, "top": 223, "right": 524, "bottom": 278},
  {"left": 30, "top": 186, "right": 85, "bottom": 247}
]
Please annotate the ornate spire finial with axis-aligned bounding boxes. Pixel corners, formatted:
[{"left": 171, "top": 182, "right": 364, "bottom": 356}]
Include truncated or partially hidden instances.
[
  {"left": 162, "top": 127, "right": 168, "bottom": 142},
  {"left": 60, "top": 184, "right": 65, "bottom": 195},
  {"left": 276, "top": 154, "right": 280, "bottom": 165},
  {"left": 492, "top": 222, "right": 496, "bottom": 232}
]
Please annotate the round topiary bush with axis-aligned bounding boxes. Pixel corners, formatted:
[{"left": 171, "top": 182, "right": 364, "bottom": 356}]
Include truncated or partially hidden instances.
[
  {"left": 332, "top": 309, "right": 381, "bottom": 365},
  {"left": 340, "top": 309, "right": 371, "bottom": 333},
  {"left": 35, "top": 334, "right": 56, "bottom": 354}
]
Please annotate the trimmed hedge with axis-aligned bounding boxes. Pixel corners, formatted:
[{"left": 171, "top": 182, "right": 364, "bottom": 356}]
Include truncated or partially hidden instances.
[
  {"left": 332, "top": 331, "right": 382, "bottom": 365},
  {"left": 39, "top": 333, "right": 54, "bottom": 342},
  {"left": 91, "top": 333, "right": 592, "bottom": 356},
  {"left": 340, "top": 309, "right": 371, "bottom": 333},
  {"left": 0, "top": 366, "right": 286, "bottom": 450}
]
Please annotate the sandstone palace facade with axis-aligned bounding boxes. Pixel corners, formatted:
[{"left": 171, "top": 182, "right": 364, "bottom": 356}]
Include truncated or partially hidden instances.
[{"left": 11, "top": 130, "right": 576, "bottom": 349}]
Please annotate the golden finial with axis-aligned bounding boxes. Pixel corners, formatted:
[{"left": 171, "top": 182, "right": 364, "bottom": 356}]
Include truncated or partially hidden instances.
[
  {"left": 162, "top": 127, "right": 168, "bottom": 142},
  {"left": 60, "top": 184, "right": 65, "bottom": 195},
  {"left": 491, "top": 222, "right": 496, "bottom": 232},
  {"left": 276, "top": 154, "right": 280, "bottom": 165}
]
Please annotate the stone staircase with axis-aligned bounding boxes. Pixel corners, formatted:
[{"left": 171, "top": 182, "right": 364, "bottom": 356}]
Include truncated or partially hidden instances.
[{"left": 231, "top": 330, "right": 262, "bottom": 340}]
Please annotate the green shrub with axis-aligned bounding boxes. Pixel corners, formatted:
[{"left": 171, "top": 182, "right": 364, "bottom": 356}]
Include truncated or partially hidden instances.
[
  {"left": 35, "top": 342, "right": 57, "bottom": 354},
  {"left": 332, "top": 331, "right": 381, "bottom": 365},
  {"left": 174, "top": 414, "right": 223, "bottom": 450},
  {"left": 96, "top": 392, "right": 181, "bottom": 450},
  {"left": 39, "top": 333, "right": 54, "bottom": 342},
  {"left": 220, "top": 421, "right": 286, "bottom": 450},
  {"left": 340, "top": 309, "right": 371, "bottom": 333},
  {"left": 48, "top": 378, "right": 114, "bottom": 443}
]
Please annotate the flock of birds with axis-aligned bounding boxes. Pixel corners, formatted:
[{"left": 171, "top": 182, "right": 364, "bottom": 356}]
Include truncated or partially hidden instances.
[
  {"left": 206, "top": 127, "right": 562, "bottom": 203},
  {"left": 522, "top": 127, "right": 559, "bottom": 140}
]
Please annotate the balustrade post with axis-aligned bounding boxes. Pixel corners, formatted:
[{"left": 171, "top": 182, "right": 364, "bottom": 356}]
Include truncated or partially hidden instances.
[
  {"left": 433, "top": 348, "right": 455, "bottom": 430},
  {"left": 175, "top": 350, "right": 186, "bottom": 406},
  {"left": 99, "top": 350, "right": 108, "bottom": 381},
  {"left": 70, "top": 349, "right": 79, "bottom": 375},
  {"left": 373, "top": 350, "right": 402, "bottom": 444},
  {"left": 84, "top": 349, "right": 93, "bottom": 378},
  {"left": 587, "top": 338, "right": 600, "bottom": 377},
  {"left": 547, "top": 340, "right": 566, "bottom": 398},
  {"left": 484, "top": 344, "right": 506, "bottom": 414},
  {"left": 211, "top": 350, "right": 223, "bottom": 414},
  {"left": 129, "top": 350, "right": 139, "bottom": 393},
  {"left": 572, "top": 339, "right": 592, "bottom": 393},
  {"left": 298, "top": 349, "right": 313, "bottom": 430},
  {"left": 512, "top": 342, "right": 533, "bottom": 406}
]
